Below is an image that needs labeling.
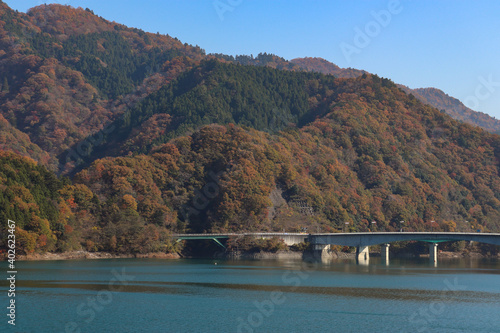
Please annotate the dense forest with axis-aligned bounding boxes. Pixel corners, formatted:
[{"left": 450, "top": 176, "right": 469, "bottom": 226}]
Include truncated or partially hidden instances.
[
  {"left": 0, "top": 2, "right": 499, "bottom": 255},
  {"left": 290, "top": 57, "right": 500, "bottom": 135},
  {"left": 413, "top": 87, "right": 500, "bottom": 135}
]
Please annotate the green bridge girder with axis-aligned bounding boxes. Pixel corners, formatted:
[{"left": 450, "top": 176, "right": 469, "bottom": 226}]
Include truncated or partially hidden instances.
[
  {"left": 172, "top": 232, "right": 500, "bottom": 248},
  {"left": 175, "top": 235, "right": 231, "bottom": 240},
  {"left": 175, "top": 236, "right": 227, "bottom": 249}
]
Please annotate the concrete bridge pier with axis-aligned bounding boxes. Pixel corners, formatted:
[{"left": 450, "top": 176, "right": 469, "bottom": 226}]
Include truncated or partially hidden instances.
[
  {"left": 356, "top": 245, "right": 370, "bottom": 262},
  {"left": 311, "top": 244, "right": 330, "bottom": 259},
  {"left": 381, "top": 243, "right": 390, "bottom": 263},
  {"left": 429, "top": 243, "right": 438, "bottom": 263}
]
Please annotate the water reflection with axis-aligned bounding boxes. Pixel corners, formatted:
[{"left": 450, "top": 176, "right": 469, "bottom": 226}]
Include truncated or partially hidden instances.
[
  {"left": 4, "top": 278, "right": 499, "bottom": 303},
  {"left": 356, "top": 257, "right": 370, "bottom": 268},
  {"left": 1, "top": 257, "right": 499, "bottom": 333}
]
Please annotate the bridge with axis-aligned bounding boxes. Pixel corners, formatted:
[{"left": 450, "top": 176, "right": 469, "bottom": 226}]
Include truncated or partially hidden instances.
[
  {"left": 306, "top": 232, "right": 500, "bottom": 262},
  {"left": 173, "top": 233, "right": 309, "bottom": 248},
  {"left": 172, "top": 232, "right": 500, "bottom": 263}
]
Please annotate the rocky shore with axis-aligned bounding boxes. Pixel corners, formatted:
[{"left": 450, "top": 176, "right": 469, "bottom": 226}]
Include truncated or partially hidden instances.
[
  {"left": 217, "top": 250, "right": 498, "bottom": 260},
  {"left": 217, "top": 250, "right": 357, "bottom": 260},
  {"left": 2, "top": 249, "right": 498, "bottom": 261},
  {"left": 5, "top": 251, "right": 181, "bottom": 261}
]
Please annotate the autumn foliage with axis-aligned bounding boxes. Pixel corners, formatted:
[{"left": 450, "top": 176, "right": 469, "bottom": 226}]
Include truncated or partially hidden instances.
[{"left": 0, "top": 2, "right": 499, "bottom": 256}]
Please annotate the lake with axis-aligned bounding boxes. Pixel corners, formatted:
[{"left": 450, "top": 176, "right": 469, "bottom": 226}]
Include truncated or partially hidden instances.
[{"left": 1, "top": 257, "right": 499, "bottom": 332}]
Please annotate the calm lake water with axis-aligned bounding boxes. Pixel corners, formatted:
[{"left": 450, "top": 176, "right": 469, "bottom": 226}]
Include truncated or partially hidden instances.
[{"left": 1, "top": 257, "right": 499, "bottom": 333}]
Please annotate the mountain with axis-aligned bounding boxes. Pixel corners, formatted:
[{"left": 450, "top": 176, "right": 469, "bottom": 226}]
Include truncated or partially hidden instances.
[
  {"left": 211, "top": 55, "right": 500, "bottom": 136},
  {"left": 0, "top": 1, "right": 205, "bottom": 171},
  {"left": 74, "top": 73, "right": 500, "bottom": 235},
  {"left": 2, "top": 1, "right": 497, "bottom": 167},
  {"left": 413, "top": 87, "right": 500, "bottom": 135},
  {"left": 0, "top": 2, "right": 499, "bottom": 255},
  {"left": 289, "top": 57, "right": 500, "bottom": 135},
  {"left": 68, "top": 59, "right": 330, "bottom": 170},
  {"left": 291, "top": 57, "right": 367, "bottom": 78}
]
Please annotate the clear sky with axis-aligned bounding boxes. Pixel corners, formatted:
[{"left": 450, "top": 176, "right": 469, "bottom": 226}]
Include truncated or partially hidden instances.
[{"left": 5, "top": 0, "right": 500, "bottom": 119}]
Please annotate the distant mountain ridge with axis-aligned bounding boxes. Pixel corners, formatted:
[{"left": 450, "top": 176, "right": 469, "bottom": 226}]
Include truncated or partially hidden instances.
[
  {"left": 413, "top": 87, "right": 500, "bottom": 134},
  {"left": 288, "top": 57, "right": 500, "bottom": 135},
  {"left": 215, "top": 54, "right": 500, "bottom": 135},
  {"left": 291, "top": 57, "right": 367, "bottom": 79}
]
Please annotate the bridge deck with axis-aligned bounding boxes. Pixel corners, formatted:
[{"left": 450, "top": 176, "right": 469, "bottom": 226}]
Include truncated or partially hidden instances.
[
  {"left": 172, "top": 232, "right": 500, "bottom": 247},
  {"left": 173, "top": 232, "right": 308, "bottom": 239}
]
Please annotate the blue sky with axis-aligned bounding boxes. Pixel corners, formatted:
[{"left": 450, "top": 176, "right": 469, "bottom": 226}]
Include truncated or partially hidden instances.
[{"left": 6, "top": 0, "right": 500, "bottom": 119}]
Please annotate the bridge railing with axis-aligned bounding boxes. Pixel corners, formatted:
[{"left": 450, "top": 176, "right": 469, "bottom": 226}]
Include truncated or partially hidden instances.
[{"left": 172, "top": 232, "right": 500, "bottom": 247}]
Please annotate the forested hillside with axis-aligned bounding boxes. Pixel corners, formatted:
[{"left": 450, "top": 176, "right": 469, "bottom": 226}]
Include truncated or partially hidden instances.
[
  {"left": 0, "top": 1, "right": 205, "bottom": 170},
  {"left": 291, "top": 56, "right": 367, "bottom": 79},
  {"left": 414, "top": 87, "right": 500, "bottom": 135},
  {"left": 0, "top": 150, "right": 179, "bottom": 254},
  {"left": 73, "top": 74, "right": 500, "bottom": 236},
  {"left": 71, "top": 59, "right": 331, "bottom": 165},
  {"left": 290, "top": 57, "right": 500, "bottom": 135},
  {"left": 0, "top": 2, "right": 499, "bottom": 255}
]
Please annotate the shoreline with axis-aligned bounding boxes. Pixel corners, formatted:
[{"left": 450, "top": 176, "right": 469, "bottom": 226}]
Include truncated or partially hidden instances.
[
  {"left": 3, "top": 250, "right": 181, "bottom": 261},
  {"left": 2, "top": 249, "right": 498, "bottom": 262}
]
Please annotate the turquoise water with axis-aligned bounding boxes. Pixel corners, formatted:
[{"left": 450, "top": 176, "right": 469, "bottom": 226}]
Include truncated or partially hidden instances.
[{"left": 1, "top": 257, "right": 499, "bottom": 332}]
